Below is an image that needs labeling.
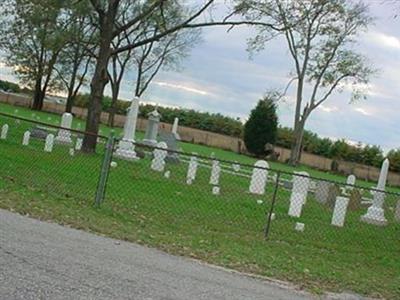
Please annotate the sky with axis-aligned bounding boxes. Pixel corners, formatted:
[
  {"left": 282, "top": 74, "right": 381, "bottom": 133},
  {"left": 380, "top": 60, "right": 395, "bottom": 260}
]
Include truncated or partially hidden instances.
[{"left": 1, "top": 1, "right": 399, "bottom": 152}]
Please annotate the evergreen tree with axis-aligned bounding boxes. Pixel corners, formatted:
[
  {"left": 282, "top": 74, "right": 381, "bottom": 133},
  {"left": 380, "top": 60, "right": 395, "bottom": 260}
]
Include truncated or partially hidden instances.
[{"left": 244, "top": 94, "right": 278, "bottom": 156}]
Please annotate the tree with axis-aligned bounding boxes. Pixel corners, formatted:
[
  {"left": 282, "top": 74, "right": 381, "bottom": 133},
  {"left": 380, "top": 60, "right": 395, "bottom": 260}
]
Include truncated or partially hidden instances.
[
  {"left": 54, "top": 2, "right": 96, "bottom": 113},
  {"left": 81, "top": 0, "right": 284, "bottom": 153},
  {"left": 0, "top": 0, "right": 68, "bottom": 110},
  {"left": 236, "top": 0, "right": 375, "bottom": 165},
  {"left": 243, "top": 93, "right": 278, "bottom": 156}
]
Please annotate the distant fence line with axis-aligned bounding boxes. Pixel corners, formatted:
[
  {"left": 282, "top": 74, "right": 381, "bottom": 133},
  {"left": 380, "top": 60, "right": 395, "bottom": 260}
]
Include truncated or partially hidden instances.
[{"left": 1, "top": 90, "right": 400, "bottom": 186}]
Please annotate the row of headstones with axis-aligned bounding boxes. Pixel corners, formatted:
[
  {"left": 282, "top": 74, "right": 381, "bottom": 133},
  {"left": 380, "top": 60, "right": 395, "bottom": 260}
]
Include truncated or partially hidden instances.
[
  {"left": 1, "top": 123, "right": 83, "bottom": 153},
  {"left": 150, "top": 150, "right": 400, "bottom": 228}
]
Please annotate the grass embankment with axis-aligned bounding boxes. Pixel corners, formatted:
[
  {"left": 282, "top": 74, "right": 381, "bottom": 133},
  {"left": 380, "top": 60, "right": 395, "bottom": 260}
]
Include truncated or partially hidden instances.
[{"left": 0, "top": 110, "right": 399, "bottom": 298}]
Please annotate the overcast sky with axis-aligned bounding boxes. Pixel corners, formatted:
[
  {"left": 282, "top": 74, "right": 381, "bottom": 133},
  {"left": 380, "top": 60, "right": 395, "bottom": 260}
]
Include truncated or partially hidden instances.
[{"left": 1, "top": 1, "right": 399, "bottom": 151}]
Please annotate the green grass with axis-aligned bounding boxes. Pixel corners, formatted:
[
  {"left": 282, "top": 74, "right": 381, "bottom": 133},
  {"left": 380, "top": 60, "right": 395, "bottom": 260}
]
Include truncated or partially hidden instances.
[
  {"left": 1, "top": 103, "right": 400, "bottom": 298},
  {"left": 1, "top": 101, "right": 397, "bottom": 191}
]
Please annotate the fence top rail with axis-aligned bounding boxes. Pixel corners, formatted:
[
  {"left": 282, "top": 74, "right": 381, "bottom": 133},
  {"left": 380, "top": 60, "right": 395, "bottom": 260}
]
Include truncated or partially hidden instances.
[{"left": 0, "top": 111, "right": 107, "bottom": 139}]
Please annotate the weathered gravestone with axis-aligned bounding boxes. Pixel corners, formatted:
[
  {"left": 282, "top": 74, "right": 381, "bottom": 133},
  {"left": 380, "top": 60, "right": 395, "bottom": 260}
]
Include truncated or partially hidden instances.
[
  {"left": 249, "top": 160, "right": 269, "bottom": 195},
  {"left": 75, "top": 137, "right": 83, "bottom": 151},
  {"left": 288, "top": 171, "right": 310, "bottom": 218},
  {"left": 22, "top": 131, "right": 30, "bottom": 146},
  {"left": 186, "top": 156, "right": 198, "bottom": 184},
  {"left": 55, "top": 112, "right": 73, "bottom": 144},
  {"left": 1, "top": 124, "right": 9, "bottom": 139},
  {"left": 395, "top": 200, "right": 400, "bottom": 222},
  {"left": 159, "top": 132, "right": 180, "bottom": 163},
  {"left": 331, "top": 196, "right": 350, "bottom": 227},
  {"left": 151, "top": 142, "right": 168, "bottom": 172},
  {"left": 44, "top": 134, "right": 54, "bottom": 152},
  {"left": 142, "top": 108, "right": 161, "bottom": 146},
  {"left": 31, "top": 126, "right": 49, "bottom": 140},
  {"left": 315, "top": 181, "right": 332, "bottom": 204},
  {"left": 348, "top": 189, "right": 362, "bottom": 211},
  {"left": 209, "top": 160, "right": 221, "bottom": 186},
  {"left": 326, "top": 184, "right": 341, "bottom": 209}
]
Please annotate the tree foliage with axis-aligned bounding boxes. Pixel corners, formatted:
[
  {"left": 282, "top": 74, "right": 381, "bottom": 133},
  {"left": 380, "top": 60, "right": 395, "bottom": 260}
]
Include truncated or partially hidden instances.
[
  {"left": 243, "top": 93, "right": 278, "bottom": 156},
  {"left": 235, "top": 0, "right": 375, "bottom": 165}
]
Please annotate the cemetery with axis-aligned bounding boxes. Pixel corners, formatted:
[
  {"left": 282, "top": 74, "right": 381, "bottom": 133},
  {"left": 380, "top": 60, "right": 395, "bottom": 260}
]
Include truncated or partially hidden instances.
[{"left": 0, "top": 101, "right": 399, "bottom": 299}]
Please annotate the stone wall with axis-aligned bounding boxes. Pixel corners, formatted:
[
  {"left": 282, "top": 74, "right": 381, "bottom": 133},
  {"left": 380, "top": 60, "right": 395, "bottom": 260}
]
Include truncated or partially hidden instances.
[{"left": 2, "top": 91, "right": 400, "bottom": 185}]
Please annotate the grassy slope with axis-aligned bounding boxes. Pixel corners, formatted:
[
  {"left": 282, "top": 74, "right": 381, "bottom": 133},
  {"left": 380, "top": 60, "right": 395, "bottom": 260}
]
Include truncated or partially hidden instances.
[{"left": 0, "top": 107, "right": 399, "bottom": 298}]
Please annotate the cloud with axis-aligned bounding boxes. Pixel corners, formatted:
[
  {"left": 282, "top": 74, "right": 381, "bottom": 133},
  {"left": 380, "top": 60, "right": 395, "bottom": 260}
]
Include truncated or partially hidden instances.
[
  {"left": 364, "top": 30, "right": 400, "bottom": 50},
  {"left": 354, "top": 107, "right": 372, "bottom": 116},
  {"left": 319, "top": 104, "right": 339, "bottom": 113},
  {"left": 153, "top": 80, "right": 212, "bottom": 96}
]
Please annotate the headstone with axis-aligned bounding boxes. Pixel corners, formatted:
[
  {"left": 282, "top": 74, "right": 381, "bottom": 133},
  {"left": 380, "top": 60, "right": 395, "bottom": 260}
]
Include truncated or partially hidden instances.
[
  {"left": 314, "top": 181, "right": 332, "bottom": 204},
  {"left": 395, "top": 200, "right": 400, "bottom": 222},
  {"left": 186, "top": 156, "right": 198, "bottom": 183},
  {"left": 288, "top": 171, "right": 310, "bottom": 218},
  {"left": 164, "top": 171, "right": 171, "bottom": 179},
  {"left": 361, "top": 158, "right": 389, "bottom": 226},
  {"left": 159, "top": 132, "right": 179, "bottom": 163},
  {"left": 212, "top": 186, "right": 220, "bottom": 195},
  {"left": 30, "top": 127, "right": 48, "bottom": 140},
  {"left": 44, "top": 134, "right": 54, "bottom": 152},
  {"left": 151, "top": 142, "right": 168, "bottom": 172},
  {"left": 75, "top": 138, "right": 83, "bottom": 151},
  {"left": 142, "top": 107, "right": 161, "bottom": 146},
  {"left": 295, "top": 222, "right": 305, "bottom": 232},
  {"left": 115, "top": 97, "right": 140, "bottom": 160},
  {"left": 346, "top": 174, "right": 356, "bottom": 189},
  {"left": 331, "top": 196, "right": 349, "bottom": 227},
  {"left": 22, "top": 131, "right": 30, "bottom": 146},
  {"left": 348, "top": 189, "right": 362, "bottom": 211},
  {"left": 69, "top": 148, "right": 75, "bottom": 156},
  {"left": 326, "top": 184, "right": 341, "bottom": 209},
  {"left": 55, "top": 112, "right": 73, "bottom": 144},
  {"left": 171, "top": 117, "right": 181, "bottom": 140},
  {"left": 232, "top": 162, "right": 240, "bottom": 172},
  {"left": 249, "top": 160, "right": 269, "bottom": 195},
  {"left": 1, "top": 124, "right": 9, "bottom": 139},
  {"left": 209, "top": 160, "right": 221, "bottom": 185}
]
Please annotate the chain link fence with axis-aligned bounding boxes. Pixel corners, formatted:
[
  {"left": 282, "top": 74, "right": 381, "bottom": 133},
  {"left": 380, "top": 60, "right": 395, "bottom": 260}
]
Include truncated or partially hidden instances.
[{"left": 1, "top": 111, "right": 399, "bottom": 261}]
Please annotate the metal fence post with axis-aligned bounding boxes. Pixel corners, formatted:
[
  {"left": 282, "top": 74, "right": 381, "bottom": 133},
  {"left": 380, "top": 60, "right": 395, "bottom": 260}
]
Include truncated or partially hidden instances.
[
  {"left": 264, "top": 171, "right": 281, "bottom": 239},
  {"left": 94, "top": 131, "right": 115, "bottom": 206}
]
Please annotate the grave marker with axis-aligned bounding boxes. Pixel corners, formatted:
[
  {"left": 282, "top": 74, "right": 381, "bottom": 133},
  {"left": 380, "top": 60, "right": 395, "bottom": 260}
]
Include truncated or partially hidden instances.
[
  {"left": 249, "top": 160, "right": 269, "bottom": 195},
  {"left": 44, "top": 134, "right": 54, "bottom": 152},
  {"left": 151, "top": 142, "right": 168, "bottom": 172},
  {"left": 1, "top": 124, "right": 9, "bottom": 139}
]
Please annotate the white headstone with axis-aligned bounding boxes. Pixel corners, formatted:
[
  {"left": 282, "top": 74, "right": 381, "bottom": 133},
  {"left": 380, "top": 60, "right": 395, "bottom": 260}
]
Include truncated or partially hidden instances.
[
  {"left": 331, "top": 196, "right": 349, "bottom": 227},
  {"left": 186, "top": 156, "right": 198, "bottom": 183},
  {"left": 55, "top": 113, "right": 73, "bottom": 144},
  {"left": 288, "top": 172, "right": 310, "bottom": 217},
  {"left": 361, "top": 158, "right": 389, "bottom": 226},
  {"left": 212, "top": 186, "right": 220, "bottom": 195},
  {"left": 44, "top": 134, "right": 54, "bottom": 152},
  {"left": 151, "top": 142, "right": 168, "bottom": 172},
  {"left": 22, "top": 131, "right": 30, "bottom": 146},
  {"left": 249, "top": 160, "right": 269, "bottom": 195},
  {"left": 164, "top": 170, "right": 171, "bottom": 179},
  {"left": 209, "top": 160, "right": 221, "bottom": 185},
  {"left": 295, "top": 222, "right": 305, "bottom": 232},
  {"left": 232, "top": 162, "right": 240, "bottom": 172},
  {"left": 171, "top": 117, "right": 180, "bottom": 140},
  {"left": 346, "top": 175, "right": 356, "bottom": 190},
  {"left": 69, "top": 148, "right": 75, "bottom": 156},
  {"left": 1, "top": 124, "right": 9, "bottom": 139},
  {"left": 115, "top": 97, "right": 140, "bottom": 160},
  {"left": 75, "top": 138, "right": 83, "bottom": 150}
]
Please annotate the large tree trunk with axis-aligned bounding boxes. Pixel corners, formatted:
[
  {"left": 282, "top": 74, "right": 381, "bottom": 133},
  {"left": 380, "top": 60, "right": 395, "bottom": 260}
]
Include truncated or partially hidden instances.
[
  {"left": 32, "top": 76, "right": 43, "bottom": 110},
  {"left": 289, "top": 125, "right": 304, "bottom": 165},
  {"left": 82, "top": 17, "right": 115, "bottom": 153},
  {"left": 107, "top": 83, "right": 120, "bottom": 127}
]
